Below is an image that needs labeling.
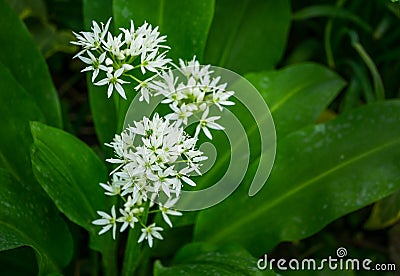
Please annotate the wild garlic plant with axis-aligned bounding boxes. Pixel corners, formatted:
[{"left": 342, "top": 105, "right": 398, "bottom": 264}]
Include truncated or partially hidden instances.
[{"left": 72, "top": 18, "right": 234, "bottom": 248}]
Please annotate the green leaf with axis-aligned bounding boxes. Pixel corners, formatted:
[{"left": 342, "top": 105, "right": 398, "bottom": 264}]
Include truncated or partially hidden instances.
[
  {"left": 0, "top": 62, "right": 45, "bottom": 184},
  {"left": 0, "top": 0, "right": 62, "bottom": 127},
  {"left": 195, "top": 100, "right": 400, "bottom": 255},
  {"left": 113, "top": 0, "right": 215, "bottom": 61},
  {"left": 364, "top": 190, "right": 400, "bottom": 230},
  {"left": 245, "top": 63, "right": 346, "bottom": 138},
  {"left": 154, "top": 243, "right": 277, "bottom": 276},
  {"left": 83, "top": 0, "right": 113, "bottom": 28},
  {"left": 193, "top": 63, "right": 344, "bottom": 201},
  {"left": 30, "top": 122, "right": 116, "bottom": 265},
  {"left": 83, "top": 0, "right": 117, "bottom": 146},
  {"left": 292, "top": 5, "right": 373, "bottom": 34},
  {"left": 204, "top": 0, "right": 291, "bottom": 73},
  {"left": 0, "top": 168, "right": 73, "bottom": 274},
  {"left": 0, "top": 36, "right": 72, "bottom": 275}
]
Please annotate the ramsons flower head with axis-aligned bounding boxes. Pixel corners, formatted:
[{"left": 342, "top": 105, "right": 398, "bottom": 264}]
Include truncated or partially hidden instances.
[
  {"left": 72, "top": 17, "right": 171, "bottom": 99},
  {"left": 138, "top": 56, "right": 235, "bottom": 140},
  {"left": 92, "top": 114, "right": 206, "bottom": 246}
]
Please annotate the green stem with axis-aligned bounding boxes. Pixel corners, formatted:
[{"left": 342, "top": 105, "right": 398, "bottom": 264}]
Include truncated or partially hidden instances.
[
  {"left": 121, "top": 200, "right": 151, "bottom": 276},
  {"left": 324, "top": 20, "right": 335, "bottom": 68},
  {"left": 102, "top": 247, "right": 119, "bottom": 276},
  {"left": 348, "top": 30, "right": 385, "bottom": 101},
  {"left": 324, "top": 0, "right": 347, "bottom": 68},
  {"left": 113, "top": 91, "right": 125, "bottom": 132},
  {"left": 113, "top": 92, "right": 120, "bottom": 114}
]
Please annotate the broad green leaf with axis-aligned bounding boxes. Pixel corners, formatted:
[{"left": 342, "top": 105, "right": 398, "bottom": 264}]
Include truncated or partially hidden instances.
[
  {"left": 195, "top": 100, "right": 400, "bottom": 255},
  {"left": 83, "top": 0, "right": 112, "bottom": 27},
  {"left": 245, "top": 63, "right": 346, "bottom": 138},
  {"left": 193, "top": 63, "right": 345, "bottom": 201},
  {"left": 204, "top": 0, "right": 291, "bottom": 73},
  {"left": 113, "top": 0, "right": 215, "bottom": 62},
  {"left": 0, "top": 40, "right": 72, "bottom": 275},
  {"left": 154, "top": 243, "right": 277, "bottom": 276},
  {"left": 0, "top": 168, "right": 73, "bottom": 274},
  {"left": 30, "top": 122, "right": 116, "bottom": 269},
  {"left": 364, "top": 190, "right": 400, "bottom": 229},
  {"left": 83, "top": 0, "right": 117, "bottom": 146},
  {"left": 0, "top": 62, "right": 45, "bottom": 184},
  {"left": 0, "top": 0, "right": 61, "bottom": 127}
]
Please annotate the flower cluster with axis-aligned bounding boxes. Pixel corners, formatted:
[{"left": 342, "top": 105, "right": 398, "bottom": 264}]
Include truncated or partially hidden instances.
[
  {"left": 92, "top": 114, "right": 206, "bottom": 247},
  {"left": 71, "top": 18, "right": 170, "bottom": 99},
  {"left": 73, "top": 18, "right": 236, "bottom": 248},
  {"left": 142, "top": 57, "right": 235, "bottom": 139}
]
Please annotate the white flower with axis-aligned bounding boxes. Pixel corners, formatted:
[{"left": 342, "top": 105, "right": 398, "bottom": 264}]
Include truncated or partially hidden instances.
[
  {"left": 143, "top": 56, "right": 234, "bottom": 141},
  {"left": 92, "top": 205, "right": 117, "bottom": 239},
  {"left": 212, "top": 89, "right": 235, "bottom": 111},
  {"left": 120, "top": 20, "right": 136, "bottom": 45},
  {"left": 99, "top": 174, "right": 122, "bottom": 196},
  {"left": 102, "top": 32, "right": 125, "bottom": 60},
  {"left": 93, "top": 113, "right": 206, "bottom": 243},
  {"left": 153, "top": 70, "right": 179, "bottom": 100},
  {"left": 159, "top": 197, "right": 182, "bottom": 227},
  {"left": 73, "top": 18, "right": 172, "bottom": 100},
  {"left": 138, "top": 223, "right": 164, "bottom": 247},
  {"left": 176, "top": 166, "right": 197, "bottom": 187},
  {"left": 71, "top": 18, "right": 111, "bottom": 57},
  {"left": 165, "top": 103, "right": 193, "bottom": 126},
  {"left": 137, "top": 23, "right": 169, "bottom": 53},
  {"left": 79, "top": 51, "right": 108, "bottom": 82},
  {"left": 117, "top": 208, "right": 139, "bottom": 232},
  {"left": 95, "top": 67, "right": 129, "bottom": 99},
  {"left": 105, "top": 114, "right": 205, "bottom": 201},
  {"left": 91, "top": 18, "right": 112, "bottom": 47},
  {"left": 140, "top": 51, "right": 171, "bottom": 74},
  {"left": 124, "top": 194, "right": 140, "bottom": 209},
  {"left": 179, "top": 56, "right": 210, "bottom": 80},
  {"left": 147, "top": 166, "right": 176, "bottom": 197},
  {"left": 194, "top": 108, "right": 224, "bottom": 140}
]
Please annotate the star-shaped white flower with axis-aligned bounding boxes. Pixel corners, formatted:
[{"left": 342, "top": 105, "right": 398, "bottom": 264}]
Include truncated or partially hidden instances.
[
  {"left": 102, "top": 32, "right": 125, "bottom": 60},
  {"left": 165, "top": 103, "right": 193, "bottom": 126},
  {"left": 117, "top": 208, "right": 139, "bottom": 232},
  {"left": 140, "top": 51, "right": 171, "bottom": 74},
  {"left": 194, "top": 108, "right": 224, "bottom": 140},
  {"left": 212, "top": 89, "right": 235, "bottom": 111},
  {"left": 137, "top": 223, "right": 163, "bottom": 247},
  {"left": 95, "top": 67, "right": 129, "bottom": 99},
  {"left": 92, "top": 205, "right": 117, "bottom": 239},
  {"left": 99, "top": 176, "right": 122, "bottom": 196},
  {"left": 71, "top": 18, "right": 111, "bottom": 57},
  {"left": 159, "top": 197, "right": 183, "bottom": 227},
  {"left": 79, "top": 51, "right": 108, "bottom": 82}
]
